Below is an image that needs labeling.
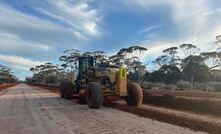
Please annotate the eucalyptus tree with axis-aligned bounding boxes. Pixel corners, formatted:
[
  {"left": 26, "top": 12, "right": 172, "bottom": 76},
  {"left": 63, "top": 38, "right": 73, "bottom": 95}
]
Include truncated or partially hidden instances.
[
  {"left": 200, "top": 52, "right": 221, "bottom": 70},
  {"left": 29, "top": 63, "right": 61, "bottom": 84},
  {"left": 0, "top": 64, "right": 17, "bottom": 83},
  {"left": 215, "top": 35, "right": 221, "bottom": 49},
  {"left": 117, "top": 46, "right": 147, "bottom": 61},
  {"left": 92, "top": 51, "right": 108, "bottom": 66},
  {"left": 109, "top": 46, "right": 148, "bottom": 82},
  {"left": 152, "top": 46, "right": 180, "bottom": 74},
  {"left": 59, "top": 49, "right": 81, "bottom": 72},
  {"left": 163, "top": 46, "right": 180, "bottom": 65},
  {"left": 153, "top": 55, "right": 170, "bottom": 67},
  {"left": 182, "top": 55, "right": 209, "bottom": 84},
  {"left": 179, "top": 44, "right": 198, "bottom": 57}
]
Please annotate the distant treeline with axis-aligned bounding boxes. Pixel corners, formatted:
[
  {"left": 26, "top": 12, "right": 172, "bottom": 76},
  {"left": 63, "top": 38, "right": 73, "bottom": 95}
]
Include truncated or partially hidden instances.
[
  {"left": 27, "top": 35, "right": 221, "bottom": 86},
  {"left": 0, "top": 64, "right": 18, "bottom": 83}
]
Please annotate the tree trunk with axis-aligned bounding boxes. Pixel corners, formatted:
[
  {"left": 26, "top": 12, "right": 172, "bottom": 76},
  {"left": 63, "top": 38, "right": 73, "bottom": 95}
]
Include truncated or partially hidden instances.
[{"left": 190, "top": 74, "right": 194, "bottom": 89}]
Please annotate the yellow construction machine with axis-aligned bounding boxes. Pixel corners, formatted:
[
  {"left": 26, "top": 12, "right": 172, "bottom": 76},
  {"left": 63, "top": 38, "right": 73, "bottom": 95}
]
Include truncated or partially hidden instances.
[{"left": 60, "top": 56, "right": 143, "bottom": 109}]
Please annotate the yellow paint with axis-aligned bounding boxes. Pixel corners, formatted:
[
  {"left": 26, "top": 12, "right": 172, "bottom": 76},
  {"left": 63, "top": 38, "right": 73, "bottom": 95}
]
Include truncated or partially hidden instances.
[{"left": 120, "top": 67, "right": 127, "bottom": 79}]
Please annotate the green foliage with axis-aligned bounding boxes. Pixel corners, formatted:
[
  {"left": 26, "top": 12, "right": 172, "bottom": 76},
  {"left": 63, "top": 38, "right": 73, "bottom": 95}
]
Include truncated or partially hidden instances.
[
  {"left": 0, "top": 64, "right": 17, "bottom": 83},
  {"left": 27, "top": 34, "right": 221, "bottom": 87},
  {"left": 153, "top": 55, "right": 170, "bottom": 67},
  {"left": 182, "top": 55, "right": 209, "bottom": 83},
  {"left": 148, "top": 43, "right": 215, "bottom": 86},
  {"left": 110, "top": 46, "right": 148, "bottom": 82},
  {"left": 29, "top": 46, "right": 148, "bottom": 84},
  {"left": 147, "top": 65, "right": 181, "bottom": 84},
  {"left": 209, "top": 69, "right": 221, "bottom": 82},
  {"left": 207, "top": 82, "right": 221, "bottom": 92},
  {"left": 59, "top": 49, "right": 81, "bottom": 70},
  {"left": 29, "top": 63, "right": 63, "bottom": 85},
  {"left": 59, "top": 49, "right": 109, "bottom": 70},
  {"left": 179, "top": 44, "right": 198, "bottom": 57},
  {"left": 142, "top": 82, "right": 165, "bottom": 89},
  {"left": 164, "top": 84, "right": 177, "bottom": 90},
  {"left": 176, "top": 80, "right": 192, "bottom": 90},
  {"left": 200, "top": 52, "right": 221, "bottom": 69},
  {"left": 162, "top": 46, "right": 180, "bottom": 65}
]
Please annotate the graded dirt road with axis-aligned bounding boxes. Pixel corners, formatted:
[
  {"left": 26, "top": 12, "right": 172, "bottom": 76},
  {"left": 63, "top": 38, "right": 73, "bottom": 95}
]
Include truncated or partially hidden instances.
[{"left": 0, "top": 84, "right": 205, "bottom": 134}]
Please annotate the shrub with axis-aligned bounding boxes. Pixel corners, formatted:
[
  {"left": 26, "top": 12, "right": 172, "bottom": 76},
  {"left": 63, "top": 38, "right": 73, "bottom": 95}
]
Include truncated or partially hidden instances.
[
  {"left": 194, "top": 82, "right": 208, "bottom": 91},
  {"left": 176, "top": 80, "right": 192, "bottom": 90},
  {"left": 207, "top": 82, "right": 221, "bottom": 92},
  {"left": 142, "top": 82, "right": 155, "bottom": 89},
  {"left": 164, "top": 84, "right": 177, "bottom": 90},
  {"left": 142, "top": 82, "right": 164, "bottom": 89}
]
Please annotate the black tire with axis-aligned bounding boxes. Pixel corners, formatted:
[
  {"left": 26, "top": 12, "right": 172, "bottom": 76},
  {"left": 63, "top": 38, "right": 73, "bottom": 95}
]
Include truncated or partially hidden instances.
[
  {"left": 87, "top": 82, "right": 103, "bottom": 109},
  {"left": 64, "top": 82, "right": 73, "bottom": 99},
  {"left": 125, "top": 83, "right": 143, "bottom": 106},
  {"left": 60, "top": 81, "right": 65, "bottom": 98}
]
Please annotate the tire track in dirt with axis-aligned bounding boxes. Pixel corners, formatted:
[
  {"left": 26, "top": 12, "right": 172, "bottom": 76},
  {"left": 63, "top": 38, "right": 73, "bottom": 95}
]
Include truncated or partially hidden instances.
[
  {"left": 104, "top": 99, "right": 221, "bottom": 134},
  {"left": 29, "top": 85, "right": 204, "bottom": 134},
  {"left": 30, "top": 84, "right": 220, "bottom": 133}
]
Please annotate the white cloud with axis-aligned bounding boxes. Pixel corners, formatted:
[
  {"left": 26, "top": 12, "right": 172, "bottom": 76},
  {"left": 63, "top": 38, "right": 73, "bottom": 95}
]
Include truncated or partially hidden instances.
[
  {"left": 84, "top": 22, "right": 99, "bottom": 35},
  {"left": 0, "top": 3, "right": 65, "bottom": 33},
  {"left": 0, "top": 32, "right": 51, "bottom": 52},
  {"left": 0, "top": 54, "right": 43, "bottom": 71},
  {"left": 0, "top": 1, "right": 103, "bottom": 79},
  {"left": 140, "top": 41, "right": 173, "bottom": 60},
  {"left": 114, "top": 0, "right": 221, "bottom": 54},
  {"left": 0, "top": 1, "right": 102, "bottom": 58},
  {"left": 0, "top": 2, "right": 97, "bottom": 48},
  {"left": 35, "top": 0, "right": 101, "bottom": 37},
  {"left": 169, "top": 0, "right": 212, "bottom": 37},
  {"left": 118, "top": 0, "right": 213, "bottom": 34},
  {"left": 137, "top": 25, "right": 161, "bottom": 35}
]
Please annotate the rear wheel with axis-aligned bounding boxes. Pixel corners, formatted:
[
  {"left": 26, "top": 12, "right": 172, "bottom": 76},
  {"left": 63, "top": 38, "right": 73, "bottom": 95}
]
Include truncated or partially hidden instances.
[
  {"left": 125, "top": 83, "right": 143, "bottom": 106},
  {"left": 87, "top": 82, "right": 103, "bottom": 109},
  {"left": 60, "top": 81, "right": 65, "bottom": 98},
  {"left": 63, "top": 81, "right": 73, "bottom": 99}
]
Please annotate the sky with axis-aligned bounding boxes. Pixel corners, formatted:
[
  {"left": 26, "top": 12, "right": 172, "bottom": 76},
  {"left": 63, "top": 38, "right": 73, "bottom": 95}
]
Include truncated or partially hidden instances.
[{"left": 0, "top": 0, "right": 221, "bottom": 80}]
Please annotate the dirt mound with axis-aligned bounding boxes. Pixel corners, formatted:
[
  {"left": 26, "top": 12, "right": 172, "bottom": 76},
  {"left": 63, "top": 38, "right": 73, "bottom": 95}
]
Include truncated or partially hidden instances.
[
  {"left": 104, "top": 98, "right": 221, "bottom": 134},
  {"left": 146, "top": 90, "right": 221, "bottom": 100},
  {"left": 143, "top": 91, "right": 221, "bottom": 118}
]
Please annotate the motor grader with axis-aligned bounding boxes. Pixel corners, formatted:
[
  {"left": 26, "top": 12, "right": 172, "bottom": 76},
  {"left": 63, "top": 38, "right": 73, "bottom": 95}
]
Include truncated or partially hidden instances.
[{"left": 60, "top": 56, "right": 143, "bottom": 109}]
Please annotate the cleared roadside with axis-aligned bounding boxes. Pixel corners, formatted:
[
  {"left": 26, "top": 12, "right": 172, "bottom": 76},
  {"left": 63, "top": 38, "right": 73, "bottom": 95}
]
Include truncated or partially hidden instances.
[
  {"left": 0, "top": 84, "right": 204, "bottom": 134},
  {"left": 30, "top": 84, "right": 221, "bottom": 134}
]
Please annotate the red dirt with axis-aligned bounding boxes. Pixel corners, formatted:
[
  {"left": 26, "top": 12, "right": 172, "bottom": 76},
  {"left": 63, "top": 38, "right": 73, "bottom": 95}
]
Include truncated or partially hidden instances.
[
  {"left": 2, "top": 84, "right": 202, "bottom": 134},
  {"left": 104, "top": 98, "right": 221, "bottom": 134},
  {"left": 29, "top": 84, "right": 59, "bottom": 93},
  {"left": 0, "top": 83, "right": 17, "bottom": 91},
  {"left": 30, "top": 84, "right": 221, "bottom": 134},
  {"left": 143, "top": 91, "right": 221, "bottom": 118},
  {"left": 146, "top": 90, "right": 221, "bottom": 101}
]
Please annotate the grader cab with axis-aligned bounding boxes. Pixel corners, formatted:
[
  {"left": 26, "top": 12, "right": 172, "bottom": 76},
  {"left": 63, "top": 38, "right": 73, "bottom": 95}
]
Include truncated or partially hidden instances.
[{"left": 60, "top": 56, "right": 143, "bottom": 109}]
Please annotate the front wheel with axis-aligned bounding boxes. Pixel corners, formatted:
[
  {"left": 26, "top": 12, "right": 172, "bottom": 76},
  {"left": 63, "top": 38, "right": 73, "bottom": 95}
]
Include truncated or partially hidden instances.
[
  {"left": 87, "top": 82, "right": 103, "bottom": 109},
  {"left": 125, "top": 83, "right": 143, "bottom": 106}
]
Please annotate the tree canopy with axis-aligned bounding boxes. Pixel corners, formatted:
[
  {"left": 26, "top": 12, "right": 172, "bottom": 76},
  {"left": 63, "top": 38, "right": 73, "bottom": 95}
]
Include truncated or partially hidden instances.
[
  {"left": 27, "top": 34, "right": 221, "bottom": 86},
  {"left": 0, "top": 64, "right": 18, "bottom": 83}
]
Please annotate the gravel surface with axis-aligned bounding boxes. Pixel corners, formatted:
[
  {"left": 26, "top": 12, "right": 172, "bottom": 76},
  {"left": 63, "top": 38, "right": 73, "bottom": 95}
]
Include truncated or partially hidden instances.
[{"left": 0, "top": 84, "right": 206, "bottom": 134}]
